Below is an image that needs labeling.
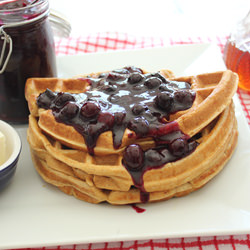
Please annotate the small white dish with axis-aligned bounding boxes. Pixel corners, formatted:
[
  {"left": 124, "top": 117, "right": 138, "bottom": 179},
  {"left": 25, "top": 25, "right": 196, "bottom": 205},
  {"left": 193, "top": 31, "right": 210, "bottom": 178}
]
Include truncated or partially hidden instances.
[{"left": 0, "top": 120, "right": 21, "bottom": 190}]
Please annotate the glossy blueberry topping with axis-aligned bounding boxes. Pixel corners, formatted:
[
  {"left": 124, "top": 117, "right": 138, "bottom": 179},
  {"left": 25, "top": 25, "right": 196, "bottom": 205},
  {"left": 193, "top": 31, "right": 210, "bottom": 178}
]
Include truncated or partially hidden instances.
[
  {"left": 37, "top": 89, "right": 56, "bottom": 109},
  {"left": 107, "top": 72, "right": 126, "bottom": 82},
  {"left": 147, "top": 72, "right": 168, "bottom": 83},
  {"left": 123, "top": 66, "right": 143, "bottom": 74},
  {"left": 101, "top": 83, "right": 117, "bottom": 92},
  {"left": 131, "top": 104, "right": 145, "bottom": 115},
  {"left": 53, "top": 93, "right": 75, "bottom": 109},
  {"left": 173, "top": 90, "right": 195, "bottom": 110},
  {"left": 37, "top": 66, "right": 198, "bottom": 203},
  {"left": 123, "top": 137, "right": 197, "bottom": 203},
  {"left": 145, "top": 148, "right": 163, "bottom": 165},
  {"left": 155, "top": 92, "right": 173, "bottom": 111},
  {"left": 98, "top": 112, "right": 115, "bottom": 128},
  {"left": 114, "top": 111, "right": 126, "bottom": 125},
  {"left": 128, "top": 73, "right": 144, "bottom": 84},
  {"left": 128, "top": 117, "right": 149, "bottom": 136},
  {"left": 58, "top": 102, "right": 79, "bottom": 121},
  {"left": 123, "top": 144, "right": 144, "bottom": 170},
  {"left": 80, "top": 101, "right": 100, "bottom": 118},
  {"left": 144, "top": 77, "right": 162, "bottom": 89},
  {"left": 169, "top": 138, "right": 189, "bottom": 157}
]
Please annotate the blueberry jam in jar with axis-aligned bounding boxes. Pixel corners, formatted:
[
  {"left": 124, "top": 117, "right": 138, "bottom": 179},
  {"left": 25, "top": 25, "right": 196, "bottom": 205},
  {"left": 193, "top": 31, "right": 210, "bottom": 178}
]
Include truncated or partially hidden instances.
[
  {"left": 0, "top": 0, "right": 57, "bottom": 123},
  {"left": 37, "top": 66, "right": 198, "bottom": 203}
]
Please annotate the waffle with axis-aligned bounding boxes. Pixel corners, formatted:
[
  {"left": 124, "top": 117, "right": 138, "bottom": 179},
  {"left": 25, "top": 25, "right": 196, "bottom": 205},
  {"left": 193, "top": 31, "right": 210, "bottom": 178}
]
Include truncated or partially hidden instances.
[{"left": 25, "top": 67, "right": 238, "bottom": 204}]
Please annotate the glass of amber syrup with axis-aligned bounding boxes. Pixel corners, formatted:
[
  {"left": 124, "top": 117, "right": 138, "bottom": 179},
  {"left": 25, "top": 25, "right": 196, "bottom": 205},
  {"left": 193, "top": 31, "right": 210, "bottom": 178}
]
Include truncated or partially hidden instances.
[{"left": 224, "top": 10, "right": 250, "bottom": 91}]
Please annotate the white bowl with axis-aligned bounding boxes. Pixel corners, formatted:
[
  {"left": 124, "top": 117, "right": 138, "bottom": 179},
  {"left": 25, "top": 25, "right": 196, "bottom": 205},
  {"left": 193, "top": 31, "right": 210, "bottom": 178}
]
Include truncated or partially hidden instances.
[{"left": 0, "top": 120, "right": 21, "bottom": 190}]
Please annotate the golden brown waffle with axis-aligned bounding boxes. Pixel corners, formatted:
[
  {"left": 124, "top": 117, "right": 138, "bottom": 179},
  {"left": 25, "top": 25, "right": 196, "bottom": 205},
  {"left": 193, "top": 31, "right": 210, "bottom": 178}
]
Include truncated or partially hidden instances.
[
  {"left": 25, "top": 70, "right": 237, "bottom": 155},
  {"left": 25, "top": 67, "right": 238, "bottom": 204}
]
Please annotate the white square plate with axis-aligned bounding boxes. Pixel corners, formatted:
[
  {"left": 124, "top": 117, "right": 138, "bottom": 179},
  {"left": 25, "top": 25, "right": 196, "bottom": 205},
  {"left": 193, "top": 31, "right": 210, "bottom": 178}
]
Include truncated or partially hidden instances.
[{"left": 1, "top": 44, "right": 250, "bottom": 249}]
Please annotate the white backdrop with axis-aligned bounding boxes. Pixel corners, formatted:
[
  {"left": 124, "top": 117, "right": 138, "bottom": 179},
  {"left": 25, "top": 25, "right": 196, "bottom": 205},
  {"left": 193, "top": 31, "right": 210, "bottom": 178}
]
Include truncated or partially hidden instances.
[{"left": 49, "top": 0, "right": 250, "bottom": 38}]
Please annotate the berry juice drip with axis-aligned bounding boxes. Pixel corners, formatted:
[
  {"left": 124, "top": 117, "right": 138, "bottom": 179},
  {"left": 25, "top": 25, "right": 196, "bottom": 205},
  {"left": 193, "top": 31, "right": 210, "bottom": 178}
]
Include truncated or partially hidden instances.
[
  {"left": 122, "top": 134, "right": 198, "bottom": 203},
  {"left": 37, "top": 66, "right": 198, "bottom": 203},
  {"left": 224, "top": 41, "right": 250, "bottom": 91},
  {"left": 131, "top": 204, "right": 146, "bottom": 213}
]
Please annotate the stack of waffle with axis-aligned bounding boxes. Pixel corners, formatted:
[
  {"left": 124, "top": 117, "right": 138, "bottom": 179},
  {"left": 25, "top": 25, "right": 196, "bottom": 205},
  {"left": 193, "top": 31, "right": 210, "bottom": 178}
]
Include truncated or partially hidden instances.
[{"left": 25, "top": 67, "right": 238, "bottom": 204}]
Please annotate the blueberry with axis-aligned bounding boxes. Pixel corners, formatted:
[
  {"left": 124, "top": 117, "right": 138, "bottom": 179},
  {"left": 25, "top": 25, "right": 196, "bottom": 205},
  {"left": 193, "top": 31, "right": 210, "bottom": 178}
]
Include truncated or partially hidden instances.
[
  {"left": 131, "top": 104, "right": 145, "bottom": 115},
  {"left": 155, "top": 92, "right": 173, "bottom": 111},
  {"left": 188, "top": 140, "right": 199, "bottom": 152},
  {"left": 87, "top": 123, "right": 99, "bottom": 137},
  {"left": 58, "top": 102, "right": 79, "bottom": 121},
  {"left": 128, "top": 72, "right": 144, "bottom": 84},
  {"left": 169, "top": 81, "right": 191, "bottom": 89},
  {"left": 123, "top": 144, "right": 144, "bottom": 170},
  {"left": 144, "top": 77, "right": 162, "bottom": 89},
  {"left": 97, "top": 112, "right": 115, "bottom": 128},
  {"left": 143, "top": 110, "right": 157, "bottom": 122},
  {"left": 124, "top": 66, "right": 143, "bottom": 74},
  {"left": 145, "top": 149, "right": 163, "bottom": 165},
  {"left": 37, "top": 88, "right": 56, "bottom": 109},
  {"left": 107, "top": 72, "right": 126, "bottom": 82},
  {"left": 80, "top": 101, "right": 100, "bottom": 118},
  {"left": 117, "top": 82, "right": 127, "bottom": 88},
  {"left": 94, "top": 79, "right": 106, "bottom": 88},
  {"left": 102, "top": 82, "right": 117, "bottom": 92},
  {"left": 159, "top": 84, "right": 174, "bottom": 93},
  {"left": 112, "top": 68, "right": 129, "bottom": 74},
  {"left": 108, "top": 94, "right": 120, "bottom": 103},
  {"left": 146, "top": 72, "right": 168, "bottom": 83},
  {"left": 132, "top": 84, "right": 143, "bottom": 91},
  {"left": 98, "top": 73, "right": 108, "bottom": 78},
  {"left": 174, "top": 90, "right": 195, "bottom": 108},
  {"left": 128, "top": 117, "right": 149, "bottom": 136},
  {"left": 54, "top": 93, "right": 75, "bottom": 109},
  {"left": 160, "top": 148, "right": 175, "bottom": 162},
  {"left": 169, "top": 138, "right": 188, "bottom": 157},
  {"left": 114, "top": 112, "right": 126, "bottom": 125}
]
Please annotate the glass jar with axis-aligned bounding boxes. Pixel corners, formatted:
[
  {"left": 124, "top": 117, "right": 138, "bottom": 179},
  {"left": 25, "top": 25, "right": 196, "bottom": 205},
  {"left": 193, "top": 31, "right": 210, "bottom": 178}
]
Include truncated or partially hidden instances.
[
  {"left": 0, "top": 0, "right": 57, "bottom": 124},
  {"left": 223, "top": 10, "right": 250, "bottom": 91}
]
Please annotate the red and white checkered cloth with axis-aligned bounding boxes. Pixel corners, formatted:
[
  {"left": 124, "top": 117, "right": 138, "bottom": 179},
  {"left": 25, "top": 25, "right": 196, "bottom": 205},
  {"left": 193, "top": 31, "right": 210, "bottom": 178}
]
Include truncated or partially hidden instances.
[{"left": 18, "top": 32, "right": 249, "bottom": 250}]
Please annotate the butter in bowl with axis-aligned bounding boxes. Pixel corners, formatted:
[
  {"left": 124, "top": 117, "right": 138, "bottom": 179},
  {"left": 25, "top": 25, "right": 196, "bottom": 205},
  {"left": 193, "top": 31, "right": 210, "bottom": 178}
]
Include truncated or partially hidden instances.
[{"left": 0, "top": 121, "right": 21, "bottom": 190}]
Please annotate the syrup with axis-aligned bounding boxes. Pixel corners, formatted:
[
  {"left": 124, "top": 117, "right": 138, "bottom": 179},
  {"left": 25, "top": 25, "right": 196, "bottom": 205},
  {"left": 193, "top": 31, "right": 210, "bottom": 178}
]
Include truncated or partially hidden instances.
[
  {"left": 224, "top": 41, "right": 250, "bottom": 91},
  {"left": 223, "top": 10, "right": 250, "bottom": 92}
]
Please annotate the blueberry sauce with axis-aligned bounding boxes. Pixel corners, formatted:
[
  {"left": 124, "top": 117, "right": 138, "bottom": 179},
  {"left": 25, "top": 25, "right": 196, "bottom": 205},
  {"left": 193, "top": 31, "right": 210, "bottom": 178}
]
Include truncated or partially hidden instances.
[
  {"left": 0, "top": 0, "right": 57, "bottom": 123},
  {"left": 123, "top": 140, "right": 198, "bottom": 203},
  {"left": 131, "top": 204, "right": 146, "bottom": 213},
  {"left": 37, "top": 66, "right": 198, "bottom": 202}
]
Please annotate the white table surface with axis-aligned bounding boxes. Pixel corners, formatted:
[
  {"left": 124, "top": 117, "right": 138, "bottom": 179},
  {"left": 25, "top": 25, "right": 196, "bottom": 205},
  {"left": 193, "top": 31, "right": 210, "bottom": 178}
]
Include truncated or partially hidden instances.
[{"left": 49, "top": 0, "right": 250, "bottom": 38}]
